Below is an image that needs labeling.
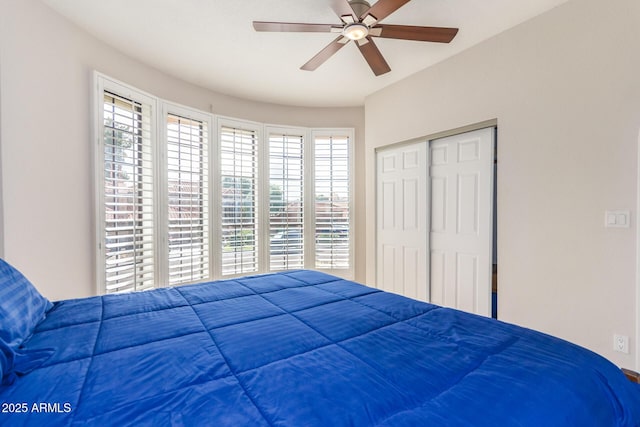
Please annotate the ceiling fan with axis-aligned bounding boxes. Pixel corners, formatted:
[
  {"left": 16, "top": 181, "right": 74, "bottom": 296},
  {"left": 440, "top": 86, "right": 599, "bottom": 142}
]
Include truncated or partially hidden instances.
[{"left": 253, "top": 0, "right": 459, "bottom": 76}]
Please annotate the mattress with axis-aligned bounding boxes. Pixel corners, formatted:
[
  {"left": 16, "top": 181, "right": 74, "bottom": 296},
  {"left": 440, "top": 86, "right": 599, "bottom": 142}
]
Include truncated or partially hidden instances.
[{"left": 1, "top": 270, "right": 639, "bottom": 426}]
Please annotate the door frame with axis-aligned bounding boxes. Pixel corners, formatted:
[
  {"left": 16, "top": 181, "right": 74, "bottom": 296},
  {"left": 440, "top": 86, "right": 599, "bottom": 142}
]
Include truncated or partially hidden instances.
[{"left": 636, "top": 129, "right": 640, "bottom": 371}]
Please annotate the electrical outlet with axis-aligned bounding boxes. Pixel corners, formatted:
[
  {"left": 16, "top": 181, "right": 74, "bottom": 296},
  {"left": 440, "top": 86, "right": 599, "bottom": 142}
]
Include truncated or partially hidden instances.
[{"left": 614, "top": 334, "right": 629, "bottom": 354}]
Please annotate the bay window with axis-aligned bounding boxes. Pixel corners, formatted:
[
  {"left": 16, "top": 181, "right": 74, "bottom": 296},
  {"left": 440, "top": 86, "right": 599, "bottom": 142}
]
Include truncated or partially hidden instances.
[{"left": 95, "top": 73, "right": 353, "bottom": 294}]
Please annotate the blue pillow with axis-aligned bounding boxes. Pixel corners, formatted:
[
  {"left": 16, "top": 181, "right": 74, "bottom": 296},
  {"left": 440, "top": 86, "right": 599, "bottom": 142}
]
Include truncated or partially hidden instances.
[{"left": 0, "top": 259, "right": 53, "bottom": 349}]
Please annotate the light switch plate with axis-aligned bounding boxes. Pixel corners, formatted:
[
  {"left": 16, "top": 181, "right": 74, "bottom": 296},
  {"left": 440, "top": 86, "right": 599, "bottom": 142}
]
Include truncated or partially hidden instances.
[{"left": 605, "top": 210, "right": 630, "bottom": 228}]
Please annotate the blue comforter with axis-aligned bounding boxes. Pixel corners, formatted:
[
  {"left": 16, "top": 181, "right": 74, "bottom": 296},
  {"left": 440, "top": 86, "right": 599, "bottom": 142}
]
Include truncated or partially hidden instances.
[{"left": 1, "top": 270, "right": 639, "bottom": 426}]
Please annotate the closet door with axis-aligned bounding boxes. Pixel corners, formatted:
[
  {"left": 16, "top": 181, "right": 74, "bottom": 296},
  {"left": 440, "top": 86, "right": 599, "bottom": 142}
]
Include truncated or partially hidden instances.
[
  {"left": 375, "top": 141, "right": 429, "bottom": 301},
  {"left": 429, "top": 128, "right": 495, "bottom": 316}
]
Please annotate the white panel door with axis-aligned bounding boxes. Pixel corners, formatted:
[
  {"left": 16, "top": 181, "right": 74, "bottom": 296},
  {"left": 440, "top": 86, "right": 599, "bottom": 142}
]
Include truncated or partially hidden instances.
[
  {"left": 375, "top": 141, "right": 428, "bottom": 301},
  {"left": 429, "top": 128, "right": 495, "bottom": 316}
]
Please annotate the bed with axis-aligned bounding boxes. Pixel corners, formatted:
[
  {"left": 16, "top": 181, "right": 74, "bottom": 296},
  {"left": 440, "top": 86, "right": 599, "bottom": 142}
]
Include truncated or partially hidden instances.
[{"left": 1, "top": 260, "right": 639, "bottom": 426}]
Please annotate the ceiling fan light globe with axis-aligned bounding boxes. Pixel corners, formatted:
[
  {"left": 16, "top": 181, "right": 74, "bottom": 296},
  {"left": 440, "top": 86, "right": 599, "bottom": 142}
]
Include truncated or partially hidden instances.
[{"left": 343, "top": 23, "right": 369, "bottom": 41}]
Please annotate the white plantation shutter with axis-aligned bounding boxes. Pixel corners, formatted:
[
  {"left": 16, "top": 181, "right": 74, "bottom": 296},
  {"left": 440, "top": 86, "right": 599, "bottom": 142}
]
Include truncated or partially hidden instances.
[
  {"left": 269, "top": 131, "right": 305, "bottom": 270},
  {"left": 220, "top": 125, "right": 259, "bottom": 275},
  {"left": 314, "top": 133, "right": 351, "bottom": 272},
  {"left": 166, "top": 113, "right": 209, "bottom": 285},
  {"left": 102, "top": 91, "right": 155, "bottom": 293}
]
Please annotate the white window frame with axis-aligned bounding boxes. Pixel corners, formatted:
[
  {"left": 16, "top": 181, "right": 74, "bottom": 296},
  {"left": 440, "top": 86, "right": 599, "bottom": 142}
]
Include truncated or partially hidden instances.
[
  {"left": 159, "top": 102, "right": 214, "bottom": 287},
  {"left": 93, "top": 72, "right": 355, "bottom": 294},
  {"left": 216, "top": 117, "right": 263, "bottom": 278},
  {"left": 93, "top": 73, "right": 159, "bottom": 295},
  {"left": 265, "top": 125, "right": 311, "bottom": 272},
  {"left": 312, "top": 129, "right": 355, "bottom": 279}
]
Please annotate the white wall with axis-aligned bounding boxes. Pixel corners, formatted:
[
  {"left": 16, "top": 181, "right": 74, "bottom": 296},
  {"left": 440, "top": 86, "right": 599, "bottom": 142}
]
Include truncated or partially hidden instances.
[
  {"left": 0, "top": 0, "right": 365, "bottom": 300},
  {"left": 364, "top": 0, "right": 640, "bottom": 368}
]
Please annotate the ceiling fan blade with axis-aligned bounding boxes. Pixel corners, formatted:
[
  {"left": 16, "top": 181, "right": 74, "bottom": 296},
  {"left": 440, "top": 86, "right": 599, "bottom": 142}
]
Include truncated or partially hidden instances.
[
  {"left": 373, "top": 24, "right": 458, "bottom": 43},
  {"left": 360, "top": 0, "right": 410, "bottom": 22},
  {"left": 253, "top": 21, "right": 336, "bottom": 33},
  {"left": 301, "top": 36, "right": 349, "bottom": 71},
  {"left": 331, "top": 0, "right": 356, "bottom": 22},
  {"left": 356, "top": 37, "right": 391, "bottom": 76}
]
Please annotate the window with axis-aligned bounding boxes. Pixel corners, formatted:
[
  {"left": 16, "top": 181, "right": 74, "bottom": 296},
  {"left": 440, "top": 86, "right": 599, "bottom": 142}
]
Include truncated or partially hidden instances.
[
  {"left": 313, "top": 132, "right": 352, "bottom": 272},
  {"left": 166, "top": 112, "right": 209, "bottom": 285},
  {"left": 100, "top": 88, "right": 156, "bottom": 293},
  {"left": 95, "top": 73, "right": 354, "bottom": 294},
  {"left": 220, "top": 122, "right": 259, "bottom": 276},
  {"left": 268, "top": 130, "right": 305, "bottom": 271}
]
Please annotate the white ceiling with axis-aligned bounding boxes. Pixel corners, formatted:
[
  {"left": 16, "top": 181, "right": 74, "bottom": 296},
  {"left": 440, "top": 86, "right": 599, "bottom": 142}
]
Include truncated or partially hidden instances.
[{"left": 41, "top": 0, "right": 569, "bottom": 107}]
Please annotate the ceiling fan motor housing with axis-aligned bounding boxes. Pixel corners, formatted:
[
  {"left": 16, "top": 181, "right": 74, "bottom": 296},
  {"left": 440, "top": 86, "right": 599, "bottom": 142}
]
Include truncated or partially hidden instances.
[{"left": 348, "top": 0, "right": 372, "bottom": 19}]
